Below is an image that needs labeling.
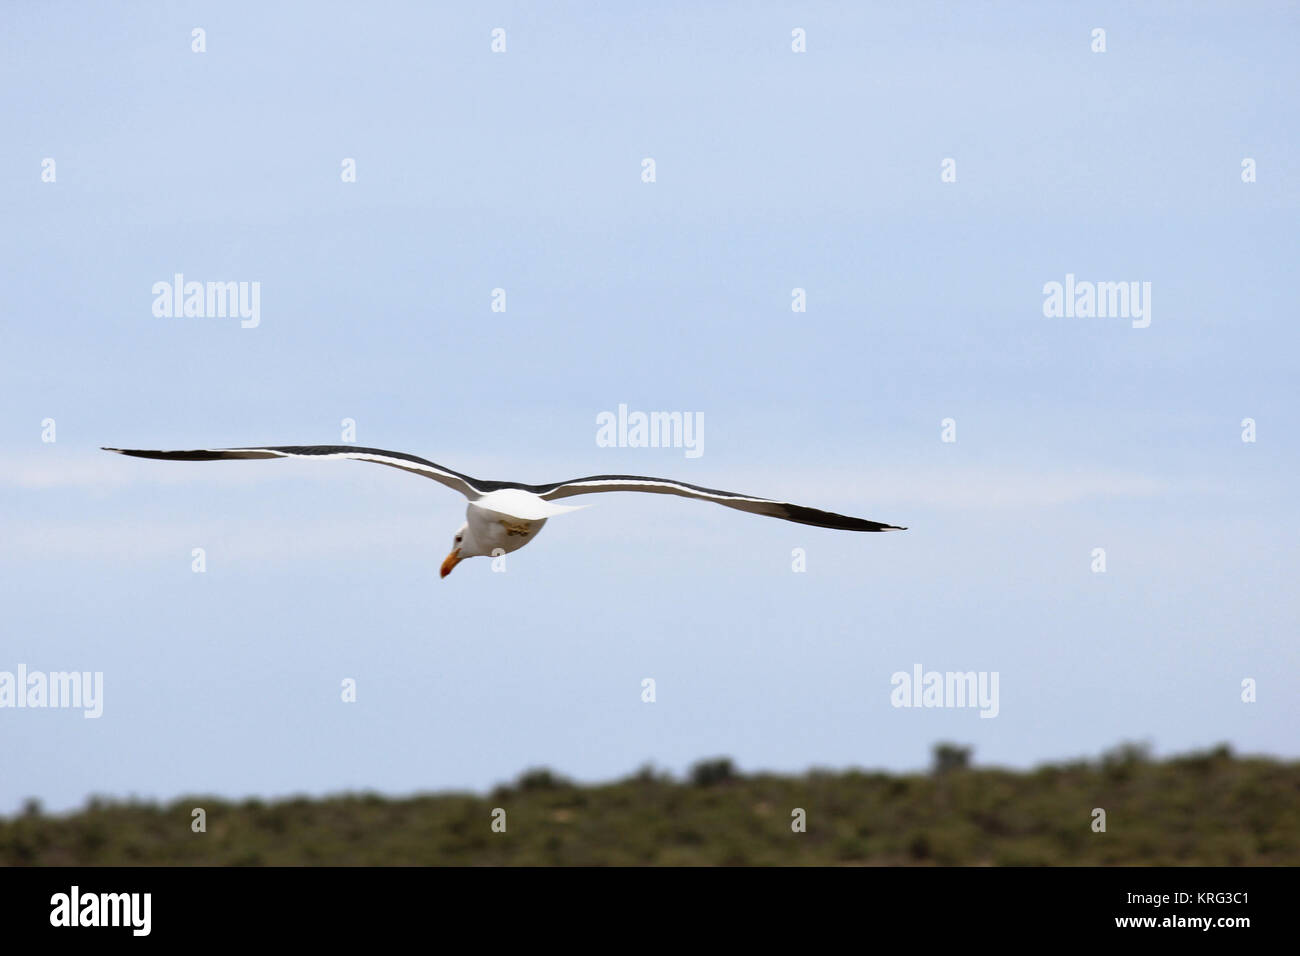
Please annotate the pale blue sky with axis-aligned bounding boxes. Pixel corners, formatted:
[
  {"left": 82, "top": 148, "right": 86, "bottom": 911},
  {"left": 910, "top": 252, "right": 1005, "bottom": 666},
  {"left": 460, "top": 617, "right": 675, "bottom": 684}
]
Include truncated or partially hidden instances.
[{"left": 1, "top": 2, "right": 1297, "bottom": 814}]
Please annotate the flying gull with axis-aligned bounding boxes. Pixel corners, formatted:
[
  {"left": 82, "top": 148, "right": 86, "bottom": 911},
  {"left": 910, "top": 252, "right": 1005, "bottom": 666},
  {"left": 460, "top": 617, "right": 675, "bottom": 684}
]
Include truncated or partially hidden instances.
[{"left": 102, "top": 445, "right": 906, "bottom": 577}]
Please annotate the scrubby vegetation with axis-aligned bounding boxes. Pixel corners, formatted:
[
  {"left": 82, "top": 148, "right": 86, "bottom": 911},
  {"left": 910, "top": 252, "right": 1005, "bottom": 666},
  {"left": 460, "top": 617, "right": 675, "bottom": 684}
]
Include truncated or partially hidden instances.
[{"left": 3, "top": 743, "right": 1296, "bottom": 865}]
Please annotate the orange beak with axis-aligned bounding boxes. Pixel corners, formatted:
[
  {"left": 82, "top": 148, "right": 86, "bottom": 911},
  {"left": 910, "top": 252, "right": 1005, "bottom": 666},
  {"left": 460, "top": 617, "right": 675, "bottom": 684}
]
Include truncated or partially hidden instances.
[{"left": 440, "top": 549, "right": 462, "bottom": 579}]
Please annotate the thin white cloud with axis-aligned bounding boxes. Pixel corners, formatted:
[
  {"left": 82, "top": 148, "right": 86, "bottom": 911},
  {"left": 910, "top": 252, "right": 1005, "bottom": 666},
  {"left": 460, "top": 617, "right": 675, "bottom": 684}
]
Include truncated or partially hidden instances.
[
  {"left": 3, "top": 453, "right": 1193, "bottom": 509},
  {"left": 2, "top": 453, "right": 401, "bottom": 490},
  {"left": 3, "top": 515, "right": 434, "bottom": 563},
  {"left": 836, "top": 467, "right": 1176, "bottom": 510}
]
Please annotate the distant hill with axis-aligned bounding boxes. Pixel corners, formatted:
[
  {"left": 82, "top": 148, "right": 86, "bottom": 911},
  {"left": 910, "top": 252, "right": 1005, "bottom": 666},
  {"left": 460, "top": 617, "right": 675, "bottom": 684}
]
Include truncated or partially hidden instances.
[{"left": 4, "top": 743, "right": 1296, "bottom": 865}]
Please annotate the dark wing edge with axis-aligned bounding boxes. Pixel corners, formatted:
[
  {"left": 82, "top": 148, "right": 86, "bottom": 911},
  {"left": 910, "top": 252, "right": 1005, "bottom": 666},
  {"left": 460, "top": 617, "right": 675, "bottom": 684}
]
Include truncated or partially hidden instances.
[
  {"left": 531, "top": 475, "right": 906, "bottom": 532},
  {"left": 101, "top": 445, "right": 482, "bottom": 498}
]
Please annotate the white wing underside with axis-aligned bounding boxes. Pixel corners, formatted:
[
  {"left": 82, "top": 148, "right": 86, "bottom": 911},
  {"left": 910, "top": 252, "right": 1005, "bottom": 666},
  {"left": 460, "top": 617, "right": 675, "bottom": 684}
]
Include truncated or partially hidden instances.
[{"left": 471, "top": 489, "right": 587, "bottom": 521}]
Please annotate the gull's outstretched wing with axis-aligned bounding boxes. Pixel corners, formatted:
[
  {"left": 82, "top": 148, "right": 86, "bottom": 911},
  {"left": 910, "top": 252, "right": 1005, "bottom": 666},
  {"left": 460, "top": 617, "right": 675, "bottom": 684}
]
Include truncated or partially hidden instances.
[
  {"left": 528, "top": 474, "right": 905, "bottom": 532},
  {"left": 102, "top": 445, "right": 483, "bottom": 499}
]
